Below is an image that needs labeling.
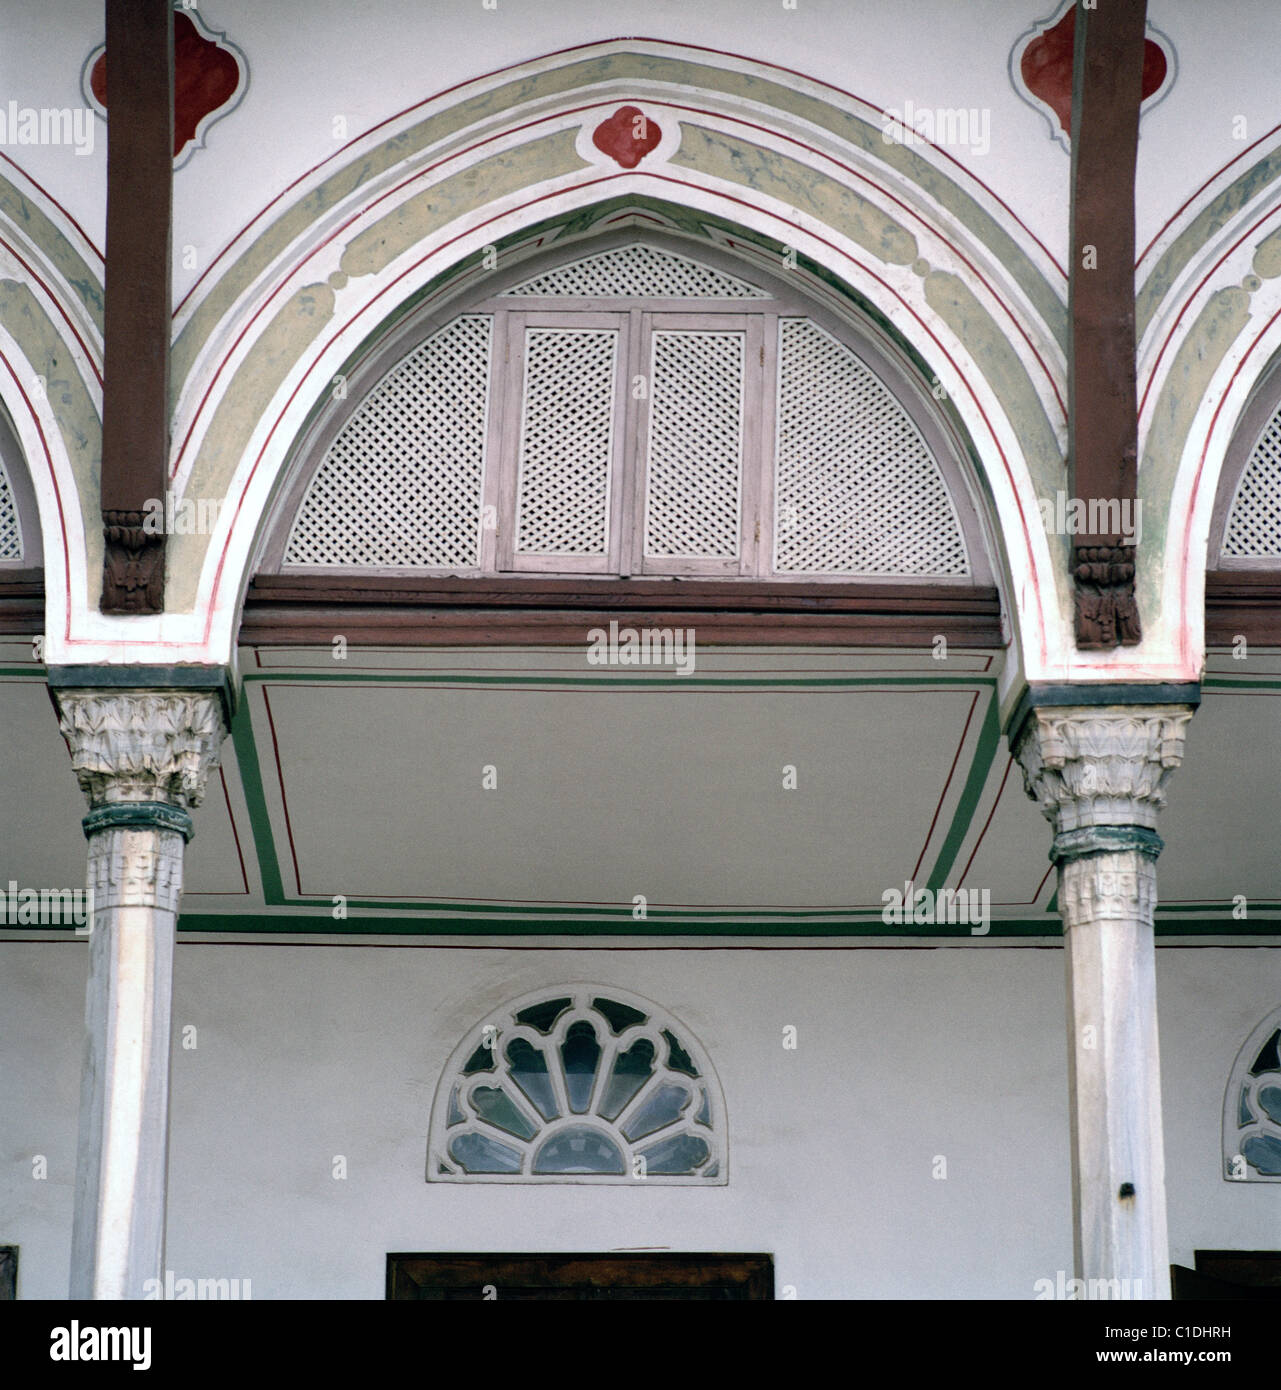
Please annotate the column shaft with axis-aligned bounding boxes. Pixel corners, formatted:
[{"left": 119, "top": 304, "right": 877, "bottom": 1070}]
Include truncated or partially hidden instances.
[
  {"left": 1014, "top": 704, "right": 1192, "bottom": 1300},
  {"left": 1060, "top": 850, "right": 1167, "bottom": 1297},
  {"left": 71, "top": 825, "right": 183, "bottom": 1298}
]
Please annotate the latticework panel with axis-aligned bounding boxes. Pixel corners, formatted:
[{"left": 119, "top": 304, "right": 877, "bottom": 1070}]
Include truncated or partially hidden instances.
[
  {"left": 644, "top": 331, "right": 744, "bottom": 559},
  {"left": 773, "top": 318, "right": 970, "bottom": 576},
  {"left": 515, "top": 328, "right": 619, "bottom": 556},
  {"left": 284, "top": 315, "right": 492, "bottom": 568},
  {"left": 0, "top": 459, "right": 22, "bottom": 561},
  {"left": 1224, "top": 408, "right": 1281, "bottom": 557},
  {"left": 501, "top": 244, "right": 770, "bottom": 299}
]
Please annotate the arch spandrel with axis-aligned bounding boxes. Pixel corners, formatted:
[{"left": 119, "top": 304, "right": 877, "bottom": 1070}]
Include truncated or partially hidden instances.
[{"left": 25, "top": 41, "right": 1067, "bottom": 675}]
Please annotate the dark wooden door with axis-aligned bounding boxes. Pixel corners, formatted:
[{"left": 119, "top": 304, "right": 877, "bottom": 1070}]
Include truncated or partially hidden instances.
[{"left": 387, "top": 1252, "right": 773, "bottom": 1300}]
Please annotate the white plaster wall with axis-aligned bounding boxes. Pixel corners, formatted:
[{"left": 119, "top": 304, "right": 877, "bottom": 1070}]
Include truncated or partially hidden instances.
[
  {"left": 6, "top": 1, "right": 1279, "bottom": 299},
  {"left": 1, "top": 937, "right": 1276, "bottom": 1299}
]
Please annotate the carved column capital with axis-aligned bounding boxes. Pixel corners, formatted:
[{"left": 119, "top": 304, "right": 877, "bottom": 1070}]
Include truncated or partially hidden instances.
[
  {"left": 1012, "top": 704, "right": 1193, "bottom": 859},
  {"left": 54, "top": 689, "right": 227, "bottom": 838}
]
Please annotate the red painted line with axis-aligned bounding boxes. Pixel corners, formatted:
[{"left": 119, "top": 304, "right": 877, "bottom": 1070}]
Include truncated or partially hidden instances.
[
  {"left": 909, "top": 689, "right": 978, "bottom": 883},
  {"left": 0, "top": 151, "right": 103, "bottom": 262},
  {"left": 1138, "top": 202, "right": 1281, "bottom": 421},
  {"left": 1179, "top": 299, "right": 1281, "bottom": 669},
  {"left": 199, "top": 172, "right": 1048, "bottom": 663},
  {"left": 174, "top": 94, "right": 1063, "bottom": 477},
  {"left": 260, "top": 684, "right": 305, "bottom": 897},
  {"left": 219, "top": 763, "right": 251, "bottom": 895},
  {"left": 1137, "top": 123, "right": 1281, "bottom": 269},
  {"left": 0, "top": 237, "right": 102, "bottom": 387},
  {"left": 175, "top": 35, "right": 1063, "bottom": 315},
  {"left": 0, "top": 351, "right": 72, "bottom": 642},
  {"left": 956, "top": 754, "right": 1014, "bottom": 888}
]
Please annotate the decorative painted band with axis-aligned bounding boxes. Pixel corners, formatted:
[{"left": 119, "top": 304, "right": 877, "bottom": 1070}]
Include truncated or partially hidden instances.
[
  {"left": 1004, "top": 680, "right": 1201, "bottom": 746},
  {"left": 1049, "top": 824, "right": 1164, "bottom": 866},
  {"left": 81, "top": 800, "right": 194, "bottom": 843}
]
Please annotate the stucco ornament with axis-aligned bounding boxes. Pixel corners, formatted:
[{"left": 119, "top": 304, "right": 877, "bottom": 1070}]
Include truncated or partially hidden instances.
[
  {"left": 1013, "top": 705, "right": 1192, "bottom": 844},
  {"left": 56, "top": 690, "right": 226, "bottom": 811}
]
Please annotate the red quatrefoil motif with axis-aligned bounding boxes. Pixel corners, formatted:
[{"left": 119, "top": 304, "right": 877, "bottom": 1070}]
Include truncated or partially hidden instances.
[
  {"left": 1021, "top": 3, "right": 1168, "bottom": 138},
  {"left": 592, "top": 105, "right": 662, "bottom": 169},
  {"left": 90, "top": 10, "right": 242, "bottom": 162}
]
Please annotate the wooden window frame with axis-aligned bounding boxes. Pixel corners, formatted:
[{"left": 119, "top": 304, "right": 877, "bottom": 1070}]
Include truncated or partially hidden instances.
[{"left": 256, "top": 230, "right": 996, "bottom": 592}]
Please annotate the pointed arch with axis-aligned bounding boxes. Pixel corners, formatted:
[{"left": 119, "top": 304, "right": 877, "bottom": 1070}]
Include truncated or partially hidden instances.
[{"left": 113, "top": 39, "right": 1069, "bottom": 675}]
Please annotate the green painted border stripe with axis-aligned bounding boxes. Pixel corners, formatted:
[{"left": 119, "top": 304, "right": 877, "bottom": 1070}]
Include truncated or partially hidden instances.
[
  {"left": 242, "top": 672, "right": 1000, "bottom": 690},
  {"left": 12, "top": 915, "right": 1279, "bottom": 938},
  {"left": 925, "top": 691, "right": 1001, "bottom": 892},
  {"left": 229, "top": 693, "right": 284, "bottom": 903},
  {"left": 239, "top": 674, "right": 997, "bottom": 910}
]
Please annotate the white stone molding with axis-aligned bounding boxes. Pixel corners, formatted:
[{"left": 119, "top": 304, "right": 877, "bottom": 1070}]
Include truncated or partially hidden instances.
[
  {"left": 1013, "top": 705, "right": 1193, "bottom": 837},
  {"left": 55, "top": 689, "right": 226, "bottom": 811}
]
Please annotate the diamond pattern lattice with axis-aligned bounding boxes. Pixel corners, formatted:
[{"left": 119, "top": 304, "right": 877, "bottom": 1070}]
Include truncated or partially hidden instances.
[
  {"left": 501, "top": 244, "right": 770, "bottom": 299},
  {"left": 0, "top": 459, "right": 22, "bottom": 561},
  {"left": 283, "top": 315, "right": 493, "bottom": 568},
  {"left": 773, "top": 319, "right": 970, "bottom": 576},
  {"left": 645, "top": 331, "right": 744, "bottom": 559},
  {"left": 1224, "top": 407, "right": 1281, "bottom": 557},
  {"left": 515, "top": 327, "right": 619, "bottom": 556}
]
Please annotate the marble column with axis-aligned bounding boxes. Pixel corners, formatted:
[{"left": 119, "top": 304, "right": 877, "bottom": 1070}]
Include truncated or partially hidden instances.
[
  {"left": 53, "top": 689, "right": 226, "bottom": 1300},
  {"left": 1013, "top": 704, "right": 1193, "bottom": 1300}
]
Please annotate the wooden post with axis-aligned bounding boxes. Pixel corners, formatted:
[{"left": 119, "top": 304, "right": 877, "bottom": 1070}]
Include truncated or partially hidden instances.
[
  {"left": 1068, "top": 0, "right": 1147, "bottom": 647},
  {"left": 99, "top": 0, "right": 173, "bottom": 614}
]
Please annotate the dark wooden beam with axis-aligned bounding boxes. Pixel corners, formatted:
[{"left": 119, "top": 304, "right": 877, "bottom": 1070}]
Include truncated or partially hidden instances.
[
  {"left": 1068, "top": 0, "right": 1147, "bottom": 647},
  {"left": 1205, "top": 571, "right": 1281, "bottom": 646},
  {"left": 238, "top": 576, "right": 1005, "bottom": 648},
  {"left": 99, "top": 0, "right": 174, "bottom": 614}
]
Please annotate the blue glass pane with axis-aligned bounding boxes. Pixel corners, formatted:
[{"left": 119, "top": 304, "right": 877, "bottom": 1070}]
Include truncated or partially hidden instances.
[
  {"left": 593, "top": 997, "right": 648, "bottom": 1034},
  {"left": 1258, "top": 1085, "right": 1281, "bottom": 1124},
  {"left": 514, "top": 997, "right": 572, "bottom": 1034},
  {"left": 1242, "top": 1133, "right": 1281, "bottom": 1176},
  {"left": 449, "top": 1131, "right": 523, "bottom": 1174},
  {"left": 703, "top": 1162, "right": 719, "bottom": 1179},
  {"left": 621, "top": 1080, "right": 692, "bottom": 1141},
  {"left": 598, "top": 1038, "right": 655, "bottom": 1121},
  {"left": 1250, "top": 1029, "right": 1281, "bottom": 1076},
  {"left": 471, "top": 1085, "right": 538, "bottom": 1140},
  {"left": 561, "top": 1021, "right": 601, "bottom": 1113},
  {"left": 533, "top": 1125, "right": 625, "bottom": 1175},
  {"left": 695, "top": 1087, "right": 711, "bottom": 1127},
  {"left": 506, "top": 1038, "right": 559, "bottom": 1122},
  {"left": 462, "top": 1040, "right": 497, "bottom": 1076},
  {"left": 1238, "top": 1085, "right": 1254, "bottom": 1126},
  {"left": 663, "top": 1029, "right": 698, "bottom": 1078},
  {"left": 638, "top": 1133, "right": 710, "bottom": 1175},
  {"left": 447, "top": 1084, "right": 464, "bottom": 1126}
]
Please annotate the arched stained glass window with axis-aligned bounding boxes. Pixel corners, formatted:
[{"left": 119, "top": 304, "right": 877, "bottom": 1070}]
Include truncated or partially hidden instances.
[
  {"left": 428, "top": 986, "right": 726, "bottom": 1184},
  {"left": 1222, "top": 1007, "right": 1281, "bottom": 1181}
]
